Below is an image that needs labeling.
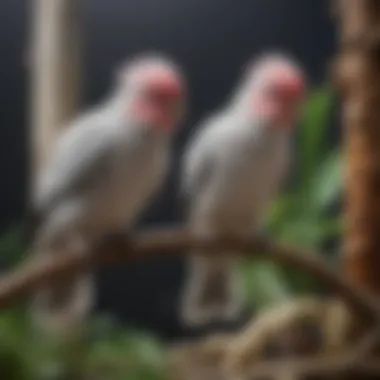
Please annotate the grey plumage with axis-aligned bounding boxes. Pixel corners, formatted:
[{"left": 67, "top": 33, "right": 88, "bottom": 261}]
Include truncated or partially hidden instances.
[
  {"left": 180, "top": 54, "right": 304, "bottom": 326},
  {"left": 34, "top": 103, "right": 170, "bottom": 238},
  {"left": 180, "top": 112, "right": 290, "bottom": 326},
  {"left": 31, "top": 55, "right": 184, "bottom": 336}
]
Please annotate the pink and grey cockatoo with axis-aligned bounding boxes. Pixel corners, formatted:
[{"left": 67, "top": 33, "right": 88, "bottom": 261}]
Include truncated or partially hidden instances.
[
  {"left": 180, "top": 53, "right": 306, "bottom": 327},
  {"left": 31, "top": 54, "right": 187, "bottom": 335}
]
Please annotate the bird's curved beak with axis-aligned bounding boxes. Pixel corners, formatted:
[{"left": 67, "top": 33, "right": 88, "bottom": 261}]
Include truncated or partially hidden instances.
[
  {"left": 253, "top": 75, "right": 306, "bottom": 128},
  {"left": 134, "top": 75, "right": 185, "bottom": 132}
]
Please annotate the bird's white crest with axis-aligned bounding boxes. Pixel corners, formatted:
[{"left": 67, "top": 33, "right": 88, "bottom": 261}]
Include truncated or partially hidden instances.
[
  {"left": 232, "top": 52, "right": 306, "bottom": 109},
  {"left": 116, "top": 53, "right": 185, "bottom": 91}
]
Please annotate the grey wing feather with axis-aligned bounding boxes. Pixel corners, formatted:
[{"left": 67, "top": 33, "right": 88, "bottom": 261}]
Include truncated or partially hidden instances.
[
  {"left": 33, "top": 112, "right": 115, "bottom": 216},
  {"left": 182, "top": 143, "right": 211, "bottom": 203},
  {"left": 181, "top": 115, "right": 220, "bottom": 209}
]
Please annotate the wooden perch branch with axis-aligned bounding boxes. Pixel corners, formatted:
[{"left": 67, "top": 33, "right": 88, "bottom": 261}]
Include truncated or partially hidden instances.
[
  {"left": 244, "top": 328, "right": 380, "bottom": 380},
  {"left": 174, "top": 325, "right": 380, "bottom": 380},
  {"left": 246, "top": 355, "right": 380, "bottom": 380},
  {"left": 0, "top": 228, "right": 379, "bottom": 324}
]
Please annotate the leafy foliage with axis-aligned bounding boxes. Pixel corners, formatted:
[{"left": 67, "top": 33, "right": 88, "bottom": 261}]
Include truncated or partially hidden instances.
[
  {"left": 0, "top": 311, "right": 167, "bottom": 380},
  {"left": 85, "top": 315, "right": 168, "bottom": 380}
]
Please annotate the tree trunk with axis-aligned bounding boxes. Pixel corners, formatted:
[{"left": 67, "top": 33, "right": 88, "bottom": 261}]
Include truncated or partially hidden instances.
[
  {"left": 30, "top": 0, "right": 82, "bottom": 177},
  {"left": 334, "top": 0, "right": 380, "bottom": 295}
]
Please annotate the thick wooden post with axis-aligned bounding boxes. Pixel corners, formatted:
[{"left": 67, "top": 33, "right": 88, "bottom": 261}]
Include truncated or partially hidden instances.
[
  {"left": 334, "top": 0, "right": 380, "bottom": 295},
  {"left": 30, "top": 0, "right": 82, "bottom": 176}
]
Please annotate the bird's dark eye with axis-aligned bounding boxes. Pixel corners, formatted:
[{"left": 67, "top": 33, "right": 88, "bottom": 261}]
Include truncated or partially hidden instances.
[
  {"left": 146, "top": 90, "right": 160, "bottom": 102},
  {"left": 266, "top": 84, "right": 291, "bottom": 102},
  {"left": 146, "top": 89, "right": 175, "bottom": 105},
  {"left": 265, "top": 85, "right": 280, "bottom": 99}
]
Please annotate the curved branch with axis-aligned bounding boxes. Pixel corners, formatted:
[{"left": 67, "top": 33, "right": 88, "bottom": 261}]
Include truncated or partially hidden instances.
[
  {"left": 0, "top": 227, "right": 379, "bottom": 323},
  {"left": 245, "top": 328, "right": 380, "bottom": 379},
  {"left": 246, "top": 357, "right": 380, "bottom": 380}
]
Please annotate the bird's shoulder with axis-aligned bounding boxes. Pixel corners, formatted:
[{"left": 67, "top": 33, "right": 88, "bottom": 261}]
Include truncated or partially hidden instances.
[
  {"left": 56, "top": 106, "right": 116, "bottom": 157},
  {"left": 185, "top": 110, "right": 232, "bottom": 158},
  {"left": 33, "top": 106, "right": 117, "bottom": 211}
]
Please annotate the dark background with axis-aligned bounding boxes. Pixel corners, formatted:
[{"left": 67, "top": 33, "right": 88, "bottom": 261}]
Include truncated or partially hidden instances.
[{"left": 0, "top": 0, "right": 335, "bottom": 340}]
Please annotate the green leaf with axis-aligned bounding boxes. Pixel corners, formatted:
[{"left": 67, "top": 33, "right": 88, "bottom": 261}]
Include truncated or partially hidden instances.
[
  {"left": 298, "top": 85, "right": 335, "bottom": 186},
  {"left": 266, "top": 194, "right": 299, "bottom": 233},
  {"left": 86, "top": 318, "right": 167, "bottom": 380},
  {"left": 310, "top": 149, "right": 343, "bottom": 211},
  {"left": 276, "top": 218, "right": 322, "bottom": 248},
  {"left": 318, "top": 217, "right": 342, "bottom": 238},
  {"left": 241, "top": 259, "right": 291, "bottom": 309}
]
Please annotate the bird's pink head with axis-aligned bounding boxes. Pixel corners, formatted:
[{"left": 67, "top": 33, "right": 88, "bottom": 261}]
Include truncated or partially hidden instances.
[
  {"left": 247, "top": 54, "right": 306, "bottom": 129},
  {"left": 120, "top": 57, "right": 186, "bottom": 133}
]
